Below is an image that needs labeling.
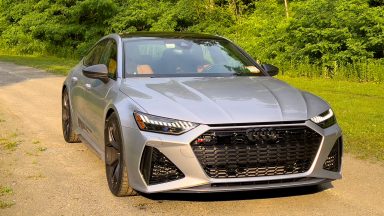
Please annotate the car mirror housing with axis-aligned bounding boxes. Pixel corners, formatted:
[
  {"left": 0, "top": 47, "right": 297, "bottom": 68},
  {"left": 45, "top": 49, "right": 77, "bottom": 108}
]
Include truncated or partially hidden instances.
[
  {"left": 262, "top": 64, "right": 279, "bottom": 76},
  {"left": 82, "top": 64, "right": 109, "bottom": 83}
]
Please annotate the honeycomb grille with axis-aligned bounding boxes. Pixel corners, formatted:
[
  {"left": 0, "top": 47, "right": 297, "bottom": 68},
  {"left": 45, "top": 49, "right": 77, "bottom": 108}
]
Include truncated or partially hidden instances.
[
  {"left": 191, "top": 126, "right": 322, "bottom": 178},
  {"left": 323, "top": 138, "right": 342, "bottom": 172},
  {"left": 140, "top": 146, "right": 185, "bottom": 185}
]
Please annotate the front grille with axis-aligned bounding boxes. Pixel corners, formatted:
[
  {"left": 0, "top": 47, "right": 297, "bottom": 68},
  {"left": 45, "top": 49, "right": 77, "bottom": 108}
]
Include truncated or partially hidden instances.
[
  {"left": 140, "top": 146, "right": 185, "bottom": 185},
  {"left": 323, "top": 138, "right": 342, "bottom": 172},
  {"left": 191, "top": 126, "right": 322, "bottom": 178}
]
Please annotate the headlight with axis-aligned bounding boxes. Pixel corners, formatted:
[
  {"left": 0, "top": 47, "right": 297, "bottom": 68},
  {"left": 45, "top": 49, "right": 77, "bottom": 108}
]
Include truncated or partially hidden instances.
[
  {"left": 133, "top": 111, "right": 199, "bottom": 135},
  {"left": 310, "top": 109, "right": 336, "bottom": 128}
]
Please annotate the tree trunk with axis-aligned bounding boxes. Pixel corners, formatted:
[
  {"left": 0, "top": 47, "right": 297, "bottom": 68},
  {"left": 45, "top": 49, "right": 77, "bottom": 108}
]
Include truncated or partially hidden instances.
[
  {"left": 231, "top": 0, "right": 239, "bottom": 17},
  {"left": 284, "top": 0, "right": 289, "bottom": 18}
]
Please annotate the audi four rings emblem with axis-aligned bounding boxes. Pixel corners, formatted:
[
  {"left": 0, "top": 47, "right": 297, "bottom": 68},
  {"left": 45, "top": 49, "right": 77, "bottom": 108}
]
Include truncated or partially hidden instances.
[{"left": 246, "top": 128, "right": 279, "bottom": 142}]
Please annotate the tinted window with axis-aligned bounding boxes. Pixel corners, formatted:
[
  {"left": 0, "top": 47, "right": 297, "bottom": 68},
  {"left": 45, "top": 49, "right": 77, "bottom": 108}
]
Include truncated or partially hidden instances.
[
  {"left": 83, "top": 40, "right": 108, "bottom": 66},
  {"left": 100, "top": 40, "right": 118, "bottom": 80},
  {"left": 123, "top": 38, "right": 264, "bottom": 77}
]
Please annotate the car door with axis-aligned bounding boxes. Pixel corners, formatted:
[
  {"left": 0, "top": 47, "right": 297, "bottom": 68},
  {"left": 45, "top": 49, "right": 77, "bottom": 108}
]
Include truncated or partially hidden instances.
[
  {"left": 69, "top": 65, "right": 85, "bottom": 134},
  {"left": 82, "top": 39, "right": 119, "bottom": 151},
  {"left": 71, "top": 40, "right": 107, "bottom": 136}
]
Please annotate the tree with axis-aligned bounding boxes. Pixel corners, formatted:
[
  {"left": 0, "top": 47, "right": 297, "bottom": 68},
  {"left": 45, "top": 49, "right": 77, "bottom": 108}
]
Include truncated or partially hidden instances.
[{"left": 284, "top": 0, "right": 289, "bottom": 18}]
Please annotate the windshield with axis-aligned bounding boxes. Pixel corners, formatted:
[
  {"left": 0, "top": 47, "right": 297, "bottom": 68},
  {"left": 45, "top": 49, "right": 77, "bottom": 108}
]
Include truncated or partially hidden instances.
[{"left": 123, "top": 38, "right": 265, "bottom": 77}]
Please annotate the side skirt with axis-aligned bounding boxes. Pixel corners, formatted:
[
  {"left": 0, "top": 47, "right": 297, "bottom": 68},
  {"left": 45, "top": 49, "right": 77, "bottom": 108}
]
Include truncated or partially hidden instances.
[{"left": 78, "top": 132, "right": 105, "bottom": 161}]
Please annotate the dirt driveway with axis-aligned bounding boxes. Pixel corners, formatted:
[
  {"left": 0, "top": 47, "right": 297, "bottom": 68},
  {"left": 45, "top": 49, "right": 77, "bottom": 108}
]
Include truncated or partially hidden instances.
[{"left": 0, "top": 61, "right": 383, "bottom": 216}]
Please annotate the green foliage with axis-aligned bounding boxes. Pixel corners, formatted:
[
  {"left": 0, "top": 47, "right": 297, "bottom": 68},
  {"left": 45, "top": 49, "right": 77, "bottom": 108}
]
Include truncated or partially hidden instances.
[
  {"left": 278, "top": 59, "right": 384, "bottom": 82},
  {"left": 0, "top": 0, "right": 382, "bottom": 81},
  {"left": 285, "top": 0, "right": 383, "bottom": 64},
  {"left": 0, "top": 0, "right": 117, "bottom": 57}
]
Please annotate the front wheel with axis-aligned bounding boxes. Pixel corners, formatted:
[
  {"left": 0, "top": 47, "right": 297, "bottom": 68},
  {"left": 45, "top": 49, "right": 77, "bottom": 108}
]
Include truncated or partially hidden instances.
[{"left": 105, "top": 113, "right": 137, "bottom": 196}]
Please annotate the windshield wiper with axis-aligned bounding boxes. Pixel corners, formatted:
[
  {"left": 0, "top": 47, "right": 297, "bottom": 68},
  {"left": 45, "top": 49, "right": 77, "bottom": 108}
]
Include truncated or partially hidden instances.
[{"left": 232, "top": 72, "right": 262, "bottom": 77}]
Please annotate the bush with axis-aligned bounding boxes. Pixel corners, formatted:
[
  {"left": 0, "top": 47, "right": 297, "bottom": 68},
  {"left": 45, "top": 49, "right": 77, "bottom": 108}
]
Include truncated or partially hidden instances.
[{"left": 0, "top": 0, "right": 382, "bottom": 81}]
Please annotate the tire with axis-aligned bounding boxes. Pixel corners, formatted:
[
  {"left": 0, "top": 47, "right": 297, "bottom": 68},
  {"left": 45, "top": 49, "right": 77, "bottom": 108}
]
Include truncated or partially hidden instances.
[
  {"left": 62, "top": 89, "right": 81, "bottom": 143},
  {"left": 105, "top": 113, "right": 137, "bottom": 196}
]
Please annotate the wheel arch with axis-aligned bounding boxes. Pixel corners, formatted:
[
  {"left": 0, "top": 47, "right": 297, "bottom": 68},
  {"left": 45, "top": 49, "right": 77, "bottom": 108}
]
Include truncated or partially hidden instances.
[
  {"left": 105, "top": 95, "right": 142, "bottom": 129},
  {"left": 62, "top": 84, "right": 69, "bottom": 99},
  {"left": 106, "top": 108, "right": 116, "bottom": 121},
  {"left": 104, "top": 105, "right": 125, "bottom": 136}
]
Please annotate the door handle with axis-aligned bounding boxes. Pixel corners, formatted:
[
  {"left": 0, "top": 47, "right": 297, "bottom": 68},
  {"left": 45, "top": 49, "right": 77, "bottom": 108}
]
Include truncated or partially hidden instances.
[
  {"left": 71, "top": 77, "right": 78, "bottom": 83},
  {"left": 85, "top": 83, "right": 92, "bottom": 90}
]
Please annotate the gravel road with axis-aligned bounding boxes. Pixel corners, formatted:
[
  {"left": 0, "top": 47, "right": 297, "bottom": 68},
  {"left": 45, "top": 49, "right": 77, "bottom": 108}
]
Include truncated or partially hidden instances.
[{"left": 0, "top": 61, "right": 383, "bottom": 216}]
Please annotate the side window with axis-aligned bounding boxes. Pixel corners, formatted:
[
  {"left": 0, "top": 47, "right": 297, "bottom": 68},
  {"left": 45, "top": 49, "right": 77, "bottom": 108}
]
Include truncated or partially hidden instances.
[
  {"left": 100, "top": 40, "right": 118, "bottom": 80},
  {"left": 83, "top": 40, "right": 108, "bottom": 66}
]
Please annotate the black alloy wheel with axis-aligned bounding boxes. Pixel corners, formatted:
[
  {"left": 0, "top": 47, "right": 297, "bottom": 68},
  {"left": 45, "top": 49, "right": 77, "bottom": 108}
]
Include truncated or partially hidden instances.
[{"left": 105, "top": 113, "right": 136, "bottom": 196}]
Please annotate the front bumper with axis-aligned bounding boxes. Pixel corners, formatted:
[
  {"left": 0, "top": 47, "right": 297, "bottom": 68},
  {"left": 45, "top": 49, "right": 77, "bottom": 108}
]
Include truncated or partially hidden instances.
[{"left": 121, "top": 121, "right": 342, "bottom": 194}]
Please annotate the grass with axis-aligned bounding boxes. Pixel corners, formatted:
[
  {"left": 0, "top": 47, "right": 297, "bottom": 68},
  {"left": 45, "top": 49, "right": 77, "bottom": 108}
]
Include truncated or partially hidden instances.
[
  {"left": 0, "top": 186, "right": 13, "bottom": 196},
  {"left": 0, "top": 54, "right": 78, "bottom": 75},
  {"left": 0, "top": 186, "right": 14, "bottom": 209},
  {"left": 0, "top": 200, "right": 15, "bottom": 209},
  {"left": 279, "top": 76, "right": 384, "bottom": 161},
  {"left": 278, "top": 60, "right": 384, "bottom": 82},
  {"left": 0, "top": 132, "right": 21, "bottom": 151},
  {"left": 0, "top": 134, "right": 21, "bottom": 152},
  {"left": 36, "top": 147, "right": 47, "bottom": 152}
]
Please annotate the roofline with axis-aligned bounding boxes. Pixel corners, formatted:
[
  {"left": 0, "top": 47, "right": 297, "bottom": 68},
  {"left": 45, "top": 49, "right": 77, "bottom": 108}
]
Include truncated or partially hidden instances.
[{"left": 116, "top": 32, "right": 228, "bottom": 40}]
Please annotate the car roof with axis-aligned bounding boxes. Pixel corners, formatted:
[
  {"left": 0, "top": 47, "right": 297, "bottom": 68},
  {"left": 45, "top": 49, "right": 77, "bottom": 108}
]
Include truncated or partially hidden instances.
[{"left": 119, "top": 32, "right": 226, "bottom": 40}]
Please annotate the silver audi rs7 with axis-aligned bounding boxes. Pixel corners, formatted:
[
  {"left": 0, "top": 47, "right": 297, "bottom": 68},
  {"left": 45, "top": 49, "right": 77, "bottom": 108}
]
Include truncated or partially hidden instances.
[{"left": 62, "top": 32, "right": 342, "bottom": 196}]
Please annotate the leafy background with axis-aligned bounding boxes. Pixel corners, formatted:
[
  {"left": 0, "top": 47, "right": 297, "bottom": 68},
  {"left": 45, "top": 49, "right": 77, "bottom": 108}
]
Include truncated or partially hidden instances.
[{"left": 0, "top": 0, "right": 383, "bottom": 81}]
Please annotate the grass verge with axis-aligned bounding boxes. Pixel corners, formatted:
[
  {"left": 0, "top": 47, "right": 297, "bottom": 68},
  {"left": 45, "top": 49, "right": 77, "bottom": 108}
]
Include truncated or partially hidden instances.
[{"left": 0, "top": 54, "right": 78, "bottom": 75}]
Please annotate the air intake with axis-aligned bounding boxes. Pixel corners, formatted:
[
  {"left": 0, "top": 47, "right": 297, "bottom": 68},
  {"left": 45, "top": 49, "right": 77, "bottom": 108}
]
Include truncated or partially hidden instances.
[
  {"left": 323, "top": 138, "right": 343, "bottom": 172},
  {"left": 140, "top": 146, "right": 185, "bottom": 185}
]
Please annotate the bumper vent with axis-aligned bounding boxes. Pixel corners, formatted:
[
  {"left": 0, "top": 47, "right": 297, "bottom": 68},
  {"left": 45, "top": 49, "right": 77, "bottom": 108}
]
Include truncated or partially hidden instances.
[
  {"left": 140, "top": 146, "right": 185, "bottom": 185},
  {"left": 191, "top": 126, "right": 322, "bottom": 178},
  {"left": 323, "top": 138, "right": 342, "bottom": 172}
]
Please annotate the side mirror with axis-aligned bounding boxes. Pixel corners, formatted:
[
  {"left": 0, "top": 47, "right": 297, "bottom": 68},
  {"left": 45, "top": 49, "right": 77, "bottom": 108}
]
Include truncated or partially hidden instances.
[
  {"left": 262, "top": 64, "right": 279, "bottom": 76},
  {"left": 82, "top": 64, "right": 109, "bottom": 83}
]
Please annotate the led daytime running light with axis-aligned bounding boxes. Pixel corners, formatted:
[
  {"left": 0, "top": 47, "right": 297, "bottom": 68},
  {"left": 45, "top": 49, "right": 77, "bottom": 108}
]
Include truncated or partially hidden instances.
[
  {"left": 311, "top": 109, "right": 334, "bottom": 124},
  {"left": 139, "top": 114, "right": 193, "bottom": 129},
  {"left": 133, "top": 111, "right": 198, "bottom": 134}
]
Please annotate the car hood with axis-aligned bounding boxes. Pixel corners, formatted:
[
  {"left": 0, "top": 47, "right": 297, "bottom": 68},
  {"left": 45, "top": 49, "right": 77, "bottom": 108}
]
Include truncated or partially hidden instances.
[{"left": 120, "top": 77, "right": 329, "bottom": 124}]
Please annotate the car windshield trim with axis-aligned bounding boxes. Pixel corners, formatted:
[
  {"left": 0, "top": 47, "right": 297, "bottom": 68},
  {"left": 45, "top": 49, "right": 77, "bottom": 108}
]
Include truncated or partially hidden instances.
[{"left": 123, "top": 38, "right": 266, "bottom": 78}]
